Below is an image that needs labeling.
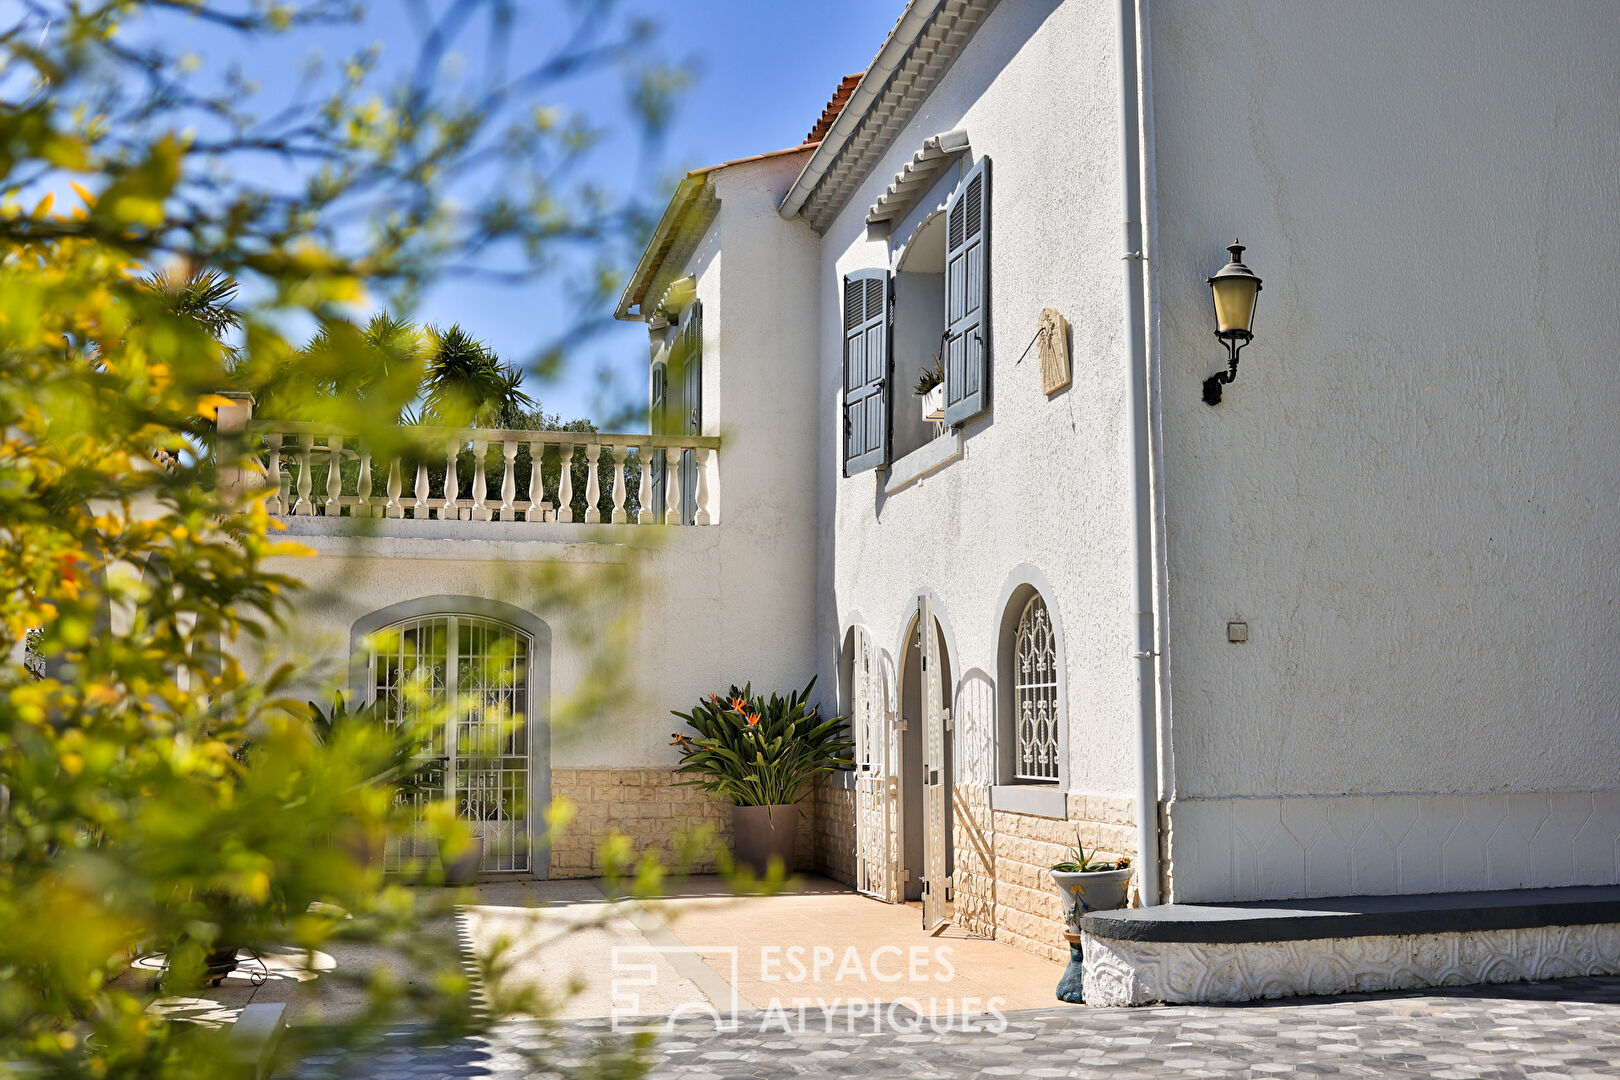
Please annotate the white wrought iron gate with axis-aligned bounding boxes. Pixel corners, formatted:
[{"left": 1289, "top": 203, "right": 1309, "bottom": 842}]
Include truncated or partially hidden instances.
[
  {"left": 853, "top": 626, "right": 903, "bottom": 903},
  {"left": 920, "top": 595, "right": 951, "bottom": 932}
]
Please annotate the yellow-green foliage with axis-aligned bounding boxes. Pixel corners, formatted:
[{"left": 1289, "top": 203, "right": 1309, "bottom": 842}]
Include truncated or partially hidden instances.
[{"left": 0, "top": 2, "right": 687, "bottom": 1076}]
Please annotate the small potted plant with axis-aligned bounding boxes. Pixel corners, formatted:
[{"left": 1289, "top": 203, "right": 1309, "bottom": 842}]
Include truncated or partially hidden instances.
[
  {"left": 913, "top": 357, "right": 945, "bottom": 422},
  {"left": 671, "top": 679, "right": 853, "bottom": 875},
  {"left": 1049, "top": 834, "right": 1132, "bottom": 934}
]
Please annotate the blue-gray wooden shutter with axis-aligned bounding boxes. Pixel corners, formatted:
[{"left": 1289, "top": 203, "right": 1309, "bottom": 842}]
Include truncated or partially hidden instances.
[
  {"left": 649, "top": 359, "right": 667, "bottom": 517},
  {"left": 843, "top": 269, "right": 891, "bottom": 476},
  {"left": 944, "top": 156, "right": 990, "bottom": 426},
  {"left": 677, "top": 302, "right": 702, "bottom": 525}
]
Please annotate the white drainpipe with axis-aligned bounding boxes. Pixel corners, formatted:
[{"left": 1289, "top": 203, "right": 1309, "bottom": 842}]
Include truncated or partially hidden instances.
[{"left": 1117, "top": 0, "right": 1162, "bottom": 907}]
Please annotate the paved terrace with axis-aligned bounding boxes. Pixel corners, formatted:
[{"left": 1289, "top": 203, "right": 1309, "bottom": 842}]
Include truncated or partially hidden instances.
[{"left": 133, "top": 875, "right": 1620, "bottom": 1077}]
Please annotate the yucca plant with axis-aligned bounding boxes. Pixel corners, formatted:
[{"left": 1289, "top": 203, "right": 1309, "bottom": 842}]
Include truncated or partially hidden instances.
[{"left": 670, "top": 678, "right": 854, "bottom": 807}]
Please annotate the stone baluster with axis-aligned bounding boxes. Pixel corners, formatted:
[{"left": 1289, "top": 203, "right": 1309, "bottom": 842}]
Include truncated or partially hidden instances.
[
  {"left": 611, "top": 445, "right": 627, "bottom": 523},
  {"left": 385, "top": 457, "right": 403, "bottom": 518},
  {"left": 693, "top": 447, "right": 712, "bottom": 525},
  {"left": 556, "top": 442, "right": 573, "bottom": 523},
  {"left": 470, "top": 440, "right": 490, "bottom": 521},
  {"left": 499, "top": 441, "right": 518, "bottom": 520},
  {"left": 665, "top": 445, "right": 683, "bottom": 525},
  {"left": 357, "top": 449, "right": 372, "bottom": 516},
  {"left": 414, "top": 462, "right": 430, "bottom": 518},
  {"left": 324, "top": 435, "right": 344, "bottom": 515},
  {"left": 276, "top": 451, "right": 292, "bottom": 512},
  {"left": 637, "top": 445, "right": 653, "bottom": 524},
  {"left": 265, "top": 433, "right": 284, "bottom": 514},
  {"left": 584, "top": 443, "right": 602, "bottom": 523},
  {"left": 294, "top": 434, "right": 314, "bottom": 515},
  {"left": 442, "top": 442, "right": 460, "bottom": 520},
  {"left": 527, "top": 440, "right": 547, "bottom": 522}
]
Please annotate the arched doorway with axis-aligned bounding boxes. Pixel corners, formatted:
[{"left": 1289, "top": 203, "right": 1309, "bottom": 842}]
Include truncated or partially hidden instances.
[
  {"left": 355, "top": 600, "right": 549, "bottom": 876},
  {"left": 899, "top": 595, "right": 953, "bottom": 929}
]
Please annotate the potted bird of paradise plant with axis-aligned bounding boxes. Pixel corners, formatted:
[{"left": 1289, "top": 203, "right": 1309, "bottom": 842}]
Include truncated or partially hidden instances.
[{"left": 671, "top": 679, "right": 853, "bottom": 875}]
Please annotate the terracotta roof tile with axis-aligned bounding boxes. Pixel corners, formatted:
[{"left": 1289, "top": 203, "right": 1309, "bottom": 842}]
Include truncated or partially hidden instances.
[{"left": 806, "top": 73, "right": 865, "bottom": 145}]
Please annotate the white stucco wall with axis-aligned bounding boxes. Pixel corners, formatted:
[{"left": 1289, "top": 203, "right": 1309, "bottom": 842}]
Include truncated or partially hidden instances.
[
  {"left": 255, "top": 152, "right": 824, "bottom": 775},
  {"left": 814, "top": 0, "right": 1138, "bottom": 800},
  {"left": 1147, "top": 1, "right": 1620, "bottom": 899}
]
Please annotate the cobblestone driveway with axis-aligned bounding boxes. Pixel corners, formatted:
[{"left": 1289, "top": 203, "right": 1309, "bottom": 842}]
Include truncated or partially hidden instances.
[{"left": 294, "top": 976, "right": 1620, "bottom": 1079}]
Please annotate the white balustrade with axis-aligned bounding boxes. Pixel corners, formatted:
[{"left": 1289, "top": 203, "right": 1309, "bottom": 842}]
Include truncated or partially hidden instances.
[
  {"left": 265, "top": 434, "right": 285, "bottom": 514},
  {"left": 357, "top": 450, "right": 372, "bottom": 517},
  {"left": 414, "top": 463, "right": 430, "bottom": 518},
  {"left": 470, "top": 440, "right": 490, "bottom": 521},
  {"left": 584, "top": 444, "right": 602, "bottom": 524},
  {"left": 694, "top": 447, "right": 712, "bottom": 526},
  {"left": 665, "top": 448, "right": 682, "bottom": 525},
  {"left": 247, "top": 421, "right": 718, "bottom": 531},
  {"left": 499, "top": 442, "right": 518, "bottom": 520},
  {"left": 442, "top": 443, "right": 460, "bottom": 520},
  {"left": 527, "top": 439, "right": 547, "bottom": 522},
  {"left": 611, "top": 449, "right": 627, "bottom": 524},
  {"left": 556, "top": 442, "right": 573, "bottom": 523},
  {"left": 637, "top": 445, "right": 653, "bottom": 525},
  {"left": 324, "top": 435, "right": 344, "bottom": 514},
  {"left": 385, "top": 458, "right": 403, "bottom": 519},
  {"left": 294, "top": 434, "right": 314, "bottom": 515}
]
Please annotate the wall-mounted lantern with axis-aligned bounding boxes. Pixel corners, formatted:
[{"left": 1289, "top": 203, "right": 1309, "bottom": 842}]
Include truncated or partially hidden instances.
[{"left": 1202, "top": 240, "right": 1263, "bottom": 406}]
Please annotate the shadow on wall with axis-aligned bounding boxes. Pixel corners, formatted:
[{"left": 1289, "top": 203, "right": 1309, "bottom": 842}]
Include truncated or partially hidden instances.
[{"left": 954, "top": 668, "right": 996, "bottom": 787}]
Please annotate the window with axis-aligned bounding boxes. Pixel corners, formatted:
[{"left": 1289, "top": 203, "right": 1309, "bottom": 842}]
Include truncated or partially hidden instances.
[
  {"left": 370, "top": 613, "right": 532, "bottom": 872},
  {"left": 1011, "top": 594, "right": 1059, "bottom": 782},
  {"left": 840, "top": 156, "right": 990, "bottom": 478}
]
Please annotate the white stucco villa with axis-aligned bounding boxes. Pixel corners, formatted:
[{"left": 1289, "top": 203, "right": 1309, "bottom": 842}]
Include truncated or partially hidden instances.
[{"left": 240, "top": 0, "right": 1620, "bottom": 1005}]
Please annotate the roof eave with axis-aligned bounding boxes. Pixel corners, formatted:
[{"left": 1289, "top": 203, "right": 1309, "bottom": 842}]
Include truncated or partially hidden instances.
[{"left": 778, "top": 0, "right": 944, "bottom": 225}]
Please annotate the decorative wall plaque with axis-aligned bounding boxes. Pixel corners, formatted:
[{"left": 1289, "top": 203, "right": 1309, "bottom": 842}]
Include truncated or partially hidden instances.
[{"left": 1038, "top": 307, "right": 1071, "bottom": 395}]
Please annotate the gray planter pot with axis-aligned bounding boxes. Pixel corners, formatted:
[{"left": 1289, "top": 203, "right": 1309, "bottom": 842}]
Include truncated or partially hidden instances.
[
  {"left": 1050, "top": 866, "right": 1132, "bottom": 935},
  {"left": 732, "top": 803, "right": 799, "bottom": 875}
]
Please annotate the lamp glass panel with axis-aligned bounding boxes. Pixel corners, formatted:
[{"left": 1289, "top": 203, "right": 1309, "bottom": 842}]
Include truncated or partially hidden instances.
[{"left": 1211, "top": 277, "right": 1259, "bottom": 334}]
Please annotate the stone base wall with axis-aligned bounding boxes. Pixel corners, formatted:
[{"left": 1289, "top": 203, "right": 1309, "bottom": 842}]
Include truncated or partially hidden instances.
[
  {"left": 549, "top": 769, "right": 1138, "bottom": 968},
  {"left": 810, "top": 777, "right": 858, "bottom": 886},
  {"left": 952, "top": 785, "right": 996, "bottom": 937},
  {"left": 550, "top": 767, "right": 825, "bottom": 879},
  {"left": 988, "top": 794, "right": 1137, "bottom": 962},
  {"left": 549, "top": 767, "right": 732, "bottom": 877},
  {"left": 1083, "top": 923, "right": 1620, "bottom": 1007}
]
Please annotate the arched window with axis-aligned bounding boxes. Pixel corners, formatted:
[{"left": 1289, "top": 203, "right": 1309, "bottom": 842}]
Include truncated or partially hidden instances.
[
  {"left": 1010, "top": 592, "right": 1060, "bottom": 783},
  {"left": 369, "top": 613, "right": 532, "bottom": 873}
]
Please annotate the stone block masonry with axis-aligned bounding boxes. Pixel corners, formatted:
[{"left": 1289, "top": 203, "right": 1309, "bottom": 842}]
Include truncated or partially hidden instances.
[
  {"left": 986, "top": 794, "right": 1136, "bottom": 962},
  {"left": 549, "top": 769, "right": 1136, "bottom": 966},
  {"left": 808, "top": 777, "right": 857, "bottom": 886},
  {"left": 548, "top": 767, "right": 822, "bottom": 878},
  {"left": 793, "top": 776, "right": 1136, "bottom": 964}
]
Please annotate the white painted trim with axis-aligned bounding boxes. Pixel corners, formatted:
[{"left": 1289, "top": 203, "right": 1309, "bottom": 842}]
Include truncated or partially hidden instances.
[
  {"left": 884, "top": 431, "right": 963, "bottom": 494},
  {"left": 866, "top": 129, "right": 970, "bottom": 230},
  {"left": 990, "top": 784, "right": 1067, "bottom": 818}
]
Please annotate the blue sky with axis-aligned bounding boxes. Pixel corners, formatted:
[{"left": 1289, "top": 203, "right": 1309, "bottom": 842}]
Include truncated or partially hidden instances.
[
  {"left": 23, "top": 0, "right": 903, "bottom": 426},
  {"left": 390, "top": 0, "right": 905, "bottom": 426}
]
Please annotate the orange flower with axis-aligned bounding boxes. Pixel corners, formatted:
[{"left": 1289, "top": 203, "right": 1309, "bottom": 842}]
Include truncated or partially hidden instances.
[
  {"left": 669, "top": 733, "right": 685, "bottom": 746},
  {"left": 745, "top": 712, "right": 761, "bottom": 727},
  {"left": 729, "top": 696, "right": 746, "bottom": 712},
  {"left": 709, "top": 693, "right": 721, "bottom": 704}
]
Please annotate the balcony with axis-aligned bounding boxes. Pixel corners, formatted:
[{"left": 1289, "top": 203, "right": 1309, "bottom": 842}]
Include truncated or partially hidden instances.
[{"left": 239, "top": 418, "right": 717, "bottom": 532}]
